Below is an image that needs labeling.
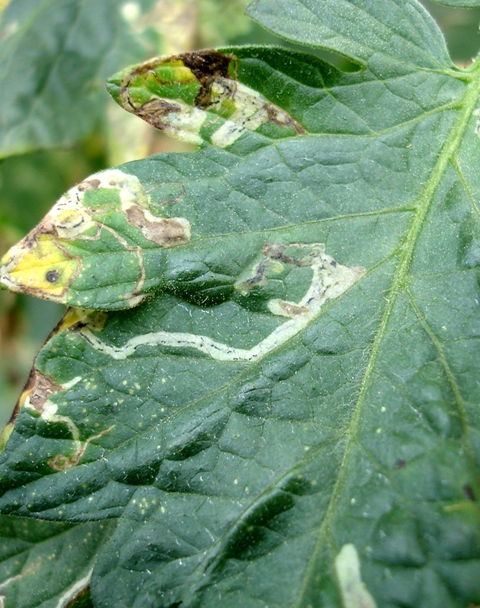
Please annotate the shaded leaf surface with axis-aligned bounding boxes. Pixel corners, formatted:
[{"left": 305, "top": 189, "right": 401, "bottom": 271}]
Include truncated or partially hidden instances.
[
  {"left": 1, "top": 2, "right": 480, "bottom": 607},
  {"left": 430, "top": 0, "right": 480, "bottom": 6},
  {"left": 0, "top": 515, "right": 116, "bottom": 607},
  {"left": 0, "top": 0, "right": 159, "bottom": 157},
  {"left": 246, "top": 0, "right": 453, "bottom": 68}
]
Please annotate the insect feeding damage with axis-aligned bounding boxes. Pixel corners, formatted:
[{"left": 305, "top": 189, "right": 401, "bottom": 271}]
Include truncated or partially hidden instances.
[
  {"left": 0, "top": 169, "right": 191, "bottom": 308},
  {"left": 18, "top": 369, "right": 113, "bottom": 471},
  {"left": 125, "top": 205, "right": 189, "bottom": 247},
  {"left": 79, "top": 243, "right": 365, "bottom": 363},
  {"left": 107, "top": 49, "right": 306, "bottom": 147},
  {"left": 236, "top": 243, "right": 364, "bottom": 318},
  {"left": 0, "top": 234, "right": 81, "bottom": 301},
  {"left": 335, "top": 544, "right": 378, "bottom": 608}
]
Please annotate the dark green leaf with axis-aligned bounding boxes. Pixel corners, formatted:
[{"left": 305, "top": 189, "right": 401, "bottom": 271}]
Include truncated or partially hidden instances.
[
  {"left": 0, "top": 515, "right": 116, "bottom": 607},
  {"left": 1, "top": 3, "right": 480, "bottom": 607}
]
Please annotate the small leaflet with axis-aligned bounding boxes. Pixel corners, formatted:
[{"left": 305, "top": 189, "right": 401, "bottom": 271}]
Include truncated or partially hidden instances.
[
  {"left": 106, "top": 50, "right": 306, "bottom": 147},
  {"left": 0, "top": 169, "right": 191, "bottom": 309},
  {"left": 78, "top": 243, "right": 365, "bottom": 362},
  {"left": 335, "top": 544, "right": 378, "bottom": 608}
]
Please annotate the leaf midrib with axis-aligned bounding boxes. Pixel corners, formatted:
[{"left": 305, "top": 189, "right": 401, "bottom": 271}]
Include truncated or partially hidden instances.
[{"left": 296, "top": 58, "right": 480, "bottom": 605}]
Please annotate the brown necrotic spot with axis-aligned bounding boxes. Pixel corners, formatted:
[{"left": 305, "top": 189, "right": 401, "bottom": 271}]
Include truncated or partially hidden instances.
[
  {"left": 122, "top": 50, "right": 235, "bottom": 119},
  {"left": 23, "top": 370, "right": 63, "bottom": 415},
  {"left": 126, "top": 206, "right": 190, "bottom": 247},
  {"left": 46, "top": 269, "right": 60, "bottom": 283},
  {"left": 275, "top": 300, "right": 310, "bottom": 316},
  {"left": 265, "top": 104, "right": 306, "bottom": 135},
  {"left": 195, "top": 76, "right": 236, "bottom": 110},
  {"left": 182, "top": 50, "right": 233, "bottom": 79},
  {"left": 77, "top": 178, "right": 101, "bottom": 192},
  {"left": 136, "top": 99, "right": 182, "bottom": 130}
]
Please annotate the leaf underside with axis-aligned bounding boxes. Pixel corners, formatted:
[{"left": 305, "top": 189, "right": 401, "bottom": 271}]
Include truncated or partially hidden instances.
[{"left": 1, "top": 1, "right": 480, "bottom": 607}]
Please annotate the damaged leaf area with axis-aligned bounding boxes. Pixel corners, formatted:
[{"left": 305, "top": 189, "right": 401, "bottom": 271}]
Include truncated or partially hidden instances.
[
  {"left": 106, "top": 49, "right": 306, "bottom": 147},
  {"left": 1, "top": 3, "right": 480, "bottom": 608},
  {"left": 78, "top": 243, "right": 364, "bottom": 363},
  {"left": 20, "top": 365, "right": 114, "bottom": 473},
  {"left": 1, "top": 243, "right": 365, "bottom": 473},
  {"left": 0, "top": 169, "right": 191, "bottom": 310}
]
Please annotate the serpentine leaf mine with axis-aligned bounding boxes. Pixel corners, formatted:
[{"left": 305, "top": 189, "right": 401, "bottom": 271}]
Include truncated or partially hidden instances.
[{"left": 78, "top": 244, "right": 365, "bottom": 362}]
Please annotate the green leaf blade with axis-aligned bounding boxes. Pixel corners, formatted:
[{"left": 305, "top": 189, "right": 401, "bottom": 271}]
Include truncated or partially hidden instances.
[
  {"left": 246, "top": 0, "right": 454, "bottom": 69},
  {"left": 2, "top": 3, "right": 480, "bottom": 607},
  {"left": 0, "top": 515, "right": 116, "bottom": 608}
]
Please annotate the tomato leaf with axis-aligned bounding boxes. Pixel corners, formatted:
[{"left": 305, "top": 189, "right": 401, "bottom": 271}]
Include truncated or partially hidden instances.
[{"left": 1, "top": 2, "right": 480, "bottom": 606}]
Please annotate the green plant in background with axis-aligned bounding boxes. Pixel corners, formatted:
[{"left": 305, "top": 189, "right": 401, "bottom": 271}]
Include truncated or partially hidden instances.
[{"left": 1, "top": 0, "right": 480, "bottom": 607}]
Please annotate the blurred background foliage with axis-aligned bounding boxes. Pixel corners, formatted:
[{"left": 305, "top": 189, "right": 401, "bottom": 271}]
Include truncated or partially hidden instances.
[{"left": 0, "top": 0, "right": 479, "bottom": 428}]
